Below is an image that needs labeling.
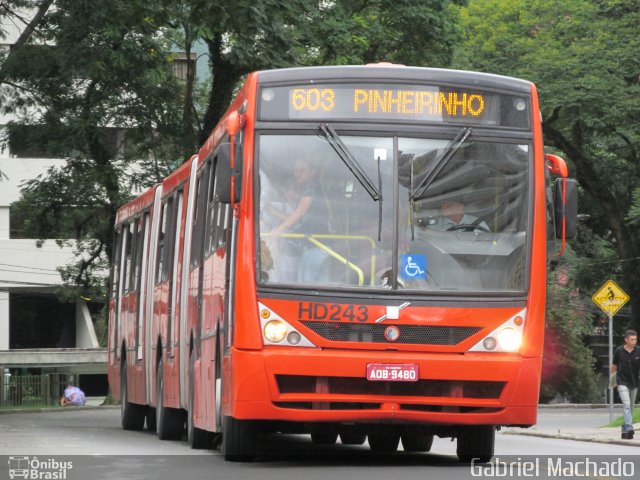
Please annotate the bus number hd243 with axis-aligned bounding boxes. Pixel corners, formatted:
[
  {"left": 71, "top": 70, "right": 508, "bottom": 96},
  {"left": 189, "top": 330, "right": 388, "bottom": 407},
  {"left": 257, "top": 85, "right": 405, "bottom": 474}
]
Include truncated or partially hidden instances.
[{"left": 298, "top": 302, "right": 368, "bottom": 322}]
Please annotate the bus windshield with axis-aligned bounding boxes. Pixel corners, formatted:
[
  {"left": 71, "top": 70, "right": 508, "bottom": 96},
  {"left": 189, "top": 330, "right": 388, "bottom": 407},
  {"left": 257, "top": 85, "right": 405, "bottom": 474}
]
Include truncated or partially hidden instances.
[{"left": 257, "top": 133, "right": 530, "bottom": 294}]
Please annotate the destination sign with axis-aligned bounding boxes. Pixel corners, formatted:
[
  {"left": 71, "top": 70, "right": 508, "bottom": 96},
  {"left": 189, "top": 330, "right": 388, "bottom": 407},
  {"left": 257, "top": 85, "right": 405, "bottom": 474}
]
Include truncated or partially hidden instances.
[{"left": 259, "top": 83, "right": 530, "bottom": 128}]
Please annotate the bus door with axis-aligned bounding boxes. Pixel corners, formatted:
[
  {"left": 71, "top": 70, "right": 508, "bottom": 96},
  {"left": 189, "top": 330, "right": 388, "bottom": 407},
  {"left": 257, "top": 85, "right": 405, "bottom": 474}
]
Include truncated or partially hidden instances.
[
  {"left": 153, "top": 194, "right": 180, "bottom": 401},
  {"left": 184, "top": 163, "right": 210, "bottom": 412},
  {"left": 108, "top": 226, "right": 124, "bottom": 393},
  {"left": 202, "top": 155, "right": 232, "bottom": 431},
  {"left": 145, "top": 187, "right": 163, "bottom": 405},
  {"left": 128, "top": 216, "right": 146, "bottom": 403}
]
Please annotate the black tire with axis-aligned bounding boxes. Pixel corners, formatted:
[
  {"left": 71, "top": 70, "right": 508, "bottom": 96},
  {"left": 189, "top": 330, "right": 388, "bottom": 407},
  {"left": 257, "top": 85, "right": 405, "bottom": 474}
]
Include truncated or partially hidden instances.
[
  {"left": 212, "top": 339, "right": 223, "bottom": 449},
  {"left": 368, "top": 428, "right": 400, "bottom": 454},
  {"left": 222, "top": 415, "right": 256, "bottom": 462},
  {"left": 401, "top": 429, "right": 434, "bottom": 452},
  {"left": 188, "top": 352, "right": 211, "bottom": 449},
  {"left": 340, "top": 431, "right": 367, "bottom": 445},
  {"left": 120, "top": 367, "right": 145, "bottom": 431},
  {"left": 156, "top": 359, "right": 185, "bottom": 440},
  {"left": 456, "top": 425, "right": 495, "bottom": 463},
  {"left": 311, "top": 429, "right": 339, "bottom": 445},
  {"left": 145, "top": 407, "right": 157, "bottom": 431}
]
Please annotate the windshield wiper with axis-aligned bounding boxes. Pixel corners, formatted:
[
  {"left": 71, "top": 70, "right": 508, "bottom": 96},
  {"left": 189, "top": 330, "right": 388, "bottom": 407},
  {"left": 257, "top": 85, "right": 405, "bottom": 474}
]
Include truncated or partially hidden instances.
[
  {"left": 319, "top": 124, "right": 381, "bottom": 201},
  {"left": 319, "top": 124, "right": 384, "bottom": 241},
  {"left": 411, "top": 127, "right": 472, "bottom": 202}
]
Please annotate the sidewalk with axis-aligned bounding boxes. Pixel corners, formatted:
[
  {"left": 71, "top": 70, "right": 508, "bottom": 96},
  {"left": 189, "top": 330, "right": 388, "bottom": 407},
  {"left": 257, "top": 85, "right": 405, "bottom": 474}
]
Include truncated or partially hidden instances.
[{"left": 504, "top": 405, "right": 640, "bottom": 446}]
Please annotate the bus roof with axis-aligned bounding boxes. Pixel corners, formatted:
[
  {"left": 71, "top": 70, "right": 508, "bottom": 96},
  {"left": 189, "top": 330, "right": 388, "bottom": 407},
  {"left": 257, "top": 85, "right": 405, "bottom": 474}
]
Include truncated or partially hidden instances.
[
  {"left": 115, "top": 185, "right": 157, "bottom": 226},
  {"left": 256, "top": 64, "right": 532, "bottom": 94}
]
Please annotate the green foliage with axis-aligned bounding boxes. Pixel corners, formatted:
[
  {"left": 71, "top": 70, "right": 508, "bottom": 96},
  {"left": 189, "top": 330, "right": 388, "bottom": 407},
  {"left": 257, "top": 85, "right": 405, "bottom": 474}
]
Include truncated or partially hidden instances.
[
  {"left": 542, "top": 255, "right": 601, "bottom": 403},
  {"left": 453, "top": 0, "right": 640, "bottom": 332},
  {"left": 3, "top": 1, "right": 468, "bottom": 300},
  {"left": 300, "top": 0, "right": 465, "bottom": 67},
  {"left": 3, "top": 0, "right": 184, "bottom": 300}
]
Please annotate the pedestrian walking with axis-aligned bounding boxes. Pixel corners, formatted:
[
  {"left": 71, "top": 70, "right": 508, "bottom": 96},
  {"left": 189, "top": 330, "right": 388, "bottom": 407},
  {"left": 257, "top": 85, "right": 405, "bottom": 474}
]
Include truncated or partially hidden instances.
[{"left": 611, "top": 330, "right": 640, "bottom": 439}]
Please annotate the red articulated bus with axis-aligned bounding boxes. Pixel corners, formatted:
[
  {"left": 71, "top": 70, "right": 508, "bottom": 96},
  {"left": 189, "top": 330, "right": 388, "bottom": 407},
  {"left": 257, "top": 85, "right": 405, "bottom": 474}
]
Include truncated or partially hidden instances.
[{"left": 108, "top": 64, "right": 577, "bottom": 462}]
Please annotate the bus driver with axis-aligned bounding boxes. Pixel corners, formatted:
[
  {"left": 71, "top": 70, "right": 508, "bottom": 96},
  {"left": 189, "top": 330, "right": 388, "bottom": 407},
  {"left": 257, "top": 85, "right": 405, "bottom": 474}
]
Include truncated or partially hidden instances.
[{"left": 427, "top": 199, "right": 489, "bottom": 232}]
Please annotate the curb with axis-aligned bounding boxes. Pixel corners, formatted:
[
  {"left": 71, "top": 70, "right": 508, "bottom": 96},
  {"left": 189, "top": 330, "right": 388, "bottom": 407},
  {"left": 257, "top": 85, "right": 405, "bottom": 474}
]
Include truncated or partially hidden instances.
[
  {"left": 503, "top": 429, "right": 640, "bottom": 447},
  {"left": 537, "top": 404, "right": 610, "bottom": 409},
  {"left": 0, "top": 405, "right": 119, "bottom": 415}
]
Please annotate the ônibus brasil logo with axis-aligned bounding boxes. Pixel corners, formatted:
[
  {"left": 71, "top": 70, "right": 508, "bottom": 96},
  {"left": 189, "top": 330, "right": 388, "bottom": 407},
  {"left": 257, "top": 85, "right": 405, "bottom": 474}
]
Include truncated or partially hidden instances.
[{"left": 8, "top": 456, "right": 73, "bottom": 480}]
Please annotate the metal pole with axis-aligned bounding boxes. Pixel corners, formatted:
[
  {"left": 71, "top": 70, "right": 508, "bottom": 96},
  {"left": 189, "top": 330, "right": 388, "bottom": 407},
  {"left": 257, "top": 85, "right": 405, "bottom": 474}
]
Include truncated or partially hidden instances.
[{"left": 608, "top": 313, "right": 614, "bottom": 423}]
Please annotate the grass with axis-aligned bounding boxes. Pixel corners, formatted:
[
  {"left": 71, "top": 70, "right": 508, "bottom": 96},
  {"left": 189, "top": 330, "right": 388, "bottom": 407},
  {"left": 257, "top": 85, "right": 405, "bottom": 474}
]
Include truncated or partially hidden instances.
[{"left": 604, "top": 407, "right": 640, "bottom": 427}]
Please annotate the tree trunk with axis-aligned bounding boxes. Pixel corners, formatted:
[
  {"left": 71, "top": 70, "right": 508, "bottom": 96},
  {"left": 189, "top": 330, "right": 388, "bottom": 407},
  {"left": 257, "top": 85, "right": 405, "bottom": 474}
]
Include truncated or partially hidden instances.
[{"left": 199, "top": 34, "right": 248, "bottom": 144}]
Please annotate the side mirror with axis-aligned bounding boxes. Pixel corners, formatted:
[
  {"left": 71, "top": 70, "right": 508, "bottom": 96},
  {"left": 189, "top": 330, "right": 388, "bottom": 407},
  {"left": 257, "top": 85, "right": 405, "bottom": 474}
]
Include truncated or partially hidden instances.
[
  {"left": 217, "top": 142, "right": 242, "bottom": 204},
  {"left": 554, "top": 178, "right": 578, "bottom": 240}
]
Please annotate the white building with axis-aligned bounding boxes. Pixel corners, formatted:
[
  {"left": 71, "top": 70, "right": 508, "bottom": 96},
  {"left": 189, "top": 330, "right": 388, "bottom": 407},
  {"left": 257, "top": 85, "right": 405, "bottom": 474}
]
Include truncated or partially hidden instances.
[{"left": 0, "top": 11, "right": 104, "bottom": 393}]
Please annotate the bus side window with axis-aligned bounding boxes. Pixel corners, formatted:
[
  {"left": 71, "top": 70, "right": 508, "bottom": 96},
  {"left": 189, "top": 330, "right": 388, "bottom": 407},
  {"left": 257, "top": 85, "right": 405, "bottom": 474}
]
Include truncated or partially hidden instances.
[
  {"left": 111, "top": 228, "right": 123, "bottom": 298},
  {"left": 161, "top": 196, "right": 177, "bottom": 283},
  {"left": 129, "top": 218, "right": 143, "bottom": 292},
  {"left": 205, "top": 159, "right": 219, "bottom": 257},
  {"left": 218, "top": 203, "right": 230, "bottom": 248},
  {"left": 123, "top": 223, "right": 134, "bottom": 293},
  {"left": 156, "top": 199, "right": 171, "bottom": 283},
  {"left": 190, "top": 165, "right": 210, "bottom": 269},
  {"left": 129, "top": 217, "right": 144, "bottom": 292}
]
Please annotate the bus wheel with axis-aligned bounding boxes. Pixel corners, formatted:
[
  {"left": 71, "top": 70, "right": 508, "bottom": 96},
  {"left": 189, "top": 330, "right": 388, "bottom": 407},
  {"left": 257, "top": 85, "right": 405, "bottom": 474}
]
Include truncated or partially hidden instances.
[
  {"left": 188, "top": 352, "right": 211, "bottom": 449},
  {"left": 212, "top": 339, "right": 223, "bottom": 449},
  {"left": 156, "top": 360, "right": 185, "bottom": 440},
  {"left": 456, "top": 426, "right": 495, "bottom": 463},
  {"left": 120, "top": 367, "right": 145, "bottom": 431},
  {"left": 311, "top": 426, "right": 339, "bottom": 445},
  {"left": 222, "top": 415, "right": 256, "bottom": 462},
  {"left": 368, "top": 427, "right": 400, "bottom": 454},
  {"left": 145, "top": 407, "right": 156, "bottom": 431},
  {"left": 340, "top": 432, "right": 366, "bottom": 445},
  {"left": 401, "top": 427, "right": 433, "bottom": 452},
  {"left": 339, "top": 428, "right": 366, "bottom": 445}
]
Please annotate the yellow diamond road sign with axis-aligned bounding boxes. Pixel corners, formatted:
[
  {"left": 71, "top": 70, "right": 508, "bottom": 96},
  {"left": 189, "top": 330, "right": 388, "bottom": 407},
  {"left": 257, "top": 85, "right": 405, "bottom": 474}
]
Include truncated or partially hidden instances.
[{"left": 592, "top": 279, "right": 630, "bottom": 316}]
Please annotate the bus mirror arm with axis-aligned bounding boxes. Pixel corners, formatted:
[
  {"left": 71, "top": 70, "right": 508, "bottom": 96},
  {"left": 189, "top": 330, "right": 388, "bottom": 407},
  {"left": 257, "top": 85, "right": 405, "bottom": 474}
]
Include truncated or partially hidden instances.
[{"left": 547, "top": 154, "right": 578, "bottom": 255}]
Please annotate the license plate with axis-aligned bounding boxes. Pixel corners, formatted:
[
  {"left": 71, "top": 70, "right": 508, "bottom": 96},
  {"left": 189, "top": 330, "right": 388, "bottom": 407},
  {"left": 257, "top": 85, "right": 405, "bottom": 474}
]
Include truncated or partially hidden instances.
[{"left": 366, "top": 363, "right": 419, "bottom": 382}]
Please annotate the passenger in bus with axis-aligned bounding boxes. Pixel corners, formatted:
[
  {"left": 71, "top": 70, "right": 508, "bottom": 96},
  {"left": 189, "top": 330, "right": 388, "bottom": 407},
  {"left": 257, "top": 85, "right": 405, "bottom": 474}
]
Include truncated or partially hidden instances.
[
  {"left": 266, "top": 158, "right": 330, "bottom": 282},
  {"left": 425, "top": 199, "right": 489, "bottom": 232}
]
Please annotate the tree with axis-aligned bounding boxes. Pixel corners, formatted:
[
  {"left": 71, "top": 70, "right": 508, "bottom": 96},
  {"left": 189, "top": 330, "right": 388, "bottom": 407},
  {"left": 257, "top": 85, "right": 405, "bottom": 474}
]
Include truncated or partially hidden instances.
[
  {"left": 6, "top": 0, "right": 468, "bottom": 300},
  {"left": 453, "top": 0, "right": 640, "bottom": 332},
  {"left": 4, "top": 0, "right": 183, "bottom": 298},
  {"left": 542, "top": 254, "right": 600, "bottom": 403},
  {"left": 179, "top": 0, "right": 466, "bottom": 144},
  {"left": 300, "top": 0, "right": 465, "bottom": 67}
]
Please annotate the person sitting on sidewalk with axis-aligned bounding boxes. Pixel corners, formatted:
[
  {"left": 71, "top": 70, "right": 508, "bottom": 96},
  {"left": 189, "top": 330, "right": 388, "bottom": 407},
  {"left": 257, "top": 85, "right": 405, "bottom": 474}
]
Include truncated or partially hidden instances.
[
  {"left": 611, "top": 330, "right": 640, "bottom": 439},
  {"left": 60, "top": 385, "right": 87, "bottom": 407}
]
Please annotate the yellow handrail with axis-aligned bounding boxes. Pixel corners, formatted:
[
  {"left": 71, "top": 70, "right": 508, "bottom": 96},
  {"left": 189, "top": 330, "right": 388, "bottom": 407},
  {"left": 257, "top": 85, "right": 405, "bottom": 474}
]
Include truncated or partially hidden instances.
[{"left": 261, "top": 232, "right": 378, "bottom": 286}]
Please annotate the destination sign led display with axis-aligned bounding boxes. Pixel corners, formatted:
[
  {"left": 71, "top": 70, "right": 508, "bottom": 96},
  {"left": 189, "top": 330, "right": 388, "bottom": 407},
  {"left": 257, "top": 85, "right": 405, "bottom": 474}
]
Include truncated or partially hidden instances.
[{"left": 259, "top": 84, "right": 530, "bottom": 128}]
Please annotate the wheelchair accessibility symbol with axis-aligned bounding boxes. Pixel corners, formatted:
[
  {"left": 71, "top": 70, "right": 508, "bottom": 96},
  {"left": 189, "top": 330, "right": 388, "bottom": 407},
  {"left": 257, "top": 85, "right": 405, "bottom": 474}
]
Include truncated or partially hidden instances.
[{"left": 400, "top": 254, "right": 426, "bottom": 280}]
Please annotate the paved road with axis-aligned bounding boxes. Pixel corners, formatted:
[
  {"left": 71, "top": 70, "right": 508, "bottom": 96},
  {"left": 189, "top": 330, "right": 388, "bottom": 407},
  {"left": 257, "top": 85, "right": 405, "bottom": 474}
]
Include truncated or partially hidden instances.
[{"left": 0, "top": 408, "right": 639, "bottom": 480}]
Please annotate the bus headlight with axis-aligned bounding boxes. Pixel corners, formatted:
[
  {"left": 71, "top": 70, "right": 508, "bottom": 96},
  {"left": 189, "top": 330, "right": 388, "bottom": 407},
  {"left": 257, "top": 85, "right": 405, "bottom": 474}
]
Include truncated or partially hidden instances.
[
  {"left": 258, "top": 302, "right": 317, "bottom": 347},
  {"left": 264, "top": 320, "right": 287, "bottom": 343},
  {"left": 497, "top": 327, "right": 522, "bottom": 352},
  {"left": 468, "top": 309, "right": 526, "bottom": 353}
]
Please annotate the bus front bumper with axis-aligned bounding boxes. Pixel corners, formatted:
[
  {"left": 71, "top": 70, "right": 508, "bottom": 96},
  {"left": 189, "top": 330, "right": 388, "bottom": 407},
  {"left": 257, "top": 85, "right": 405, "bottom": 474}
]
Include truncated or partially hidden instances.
[{"left": 227, "top": 347, "right": 540, "bottom": 426}]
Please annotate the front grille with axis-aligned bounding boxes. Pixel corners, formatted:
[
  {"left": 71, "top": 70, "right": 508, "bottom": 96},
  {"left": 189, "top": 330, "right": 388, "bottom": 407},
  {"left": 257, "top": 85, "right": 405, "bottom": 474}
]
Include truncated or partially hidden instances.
[
  {"left": 276, "top": 375, "right": 505, "bottom": 399},
  {"left": 300, "top": 321, "right": 481, "bottom": 345}
]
